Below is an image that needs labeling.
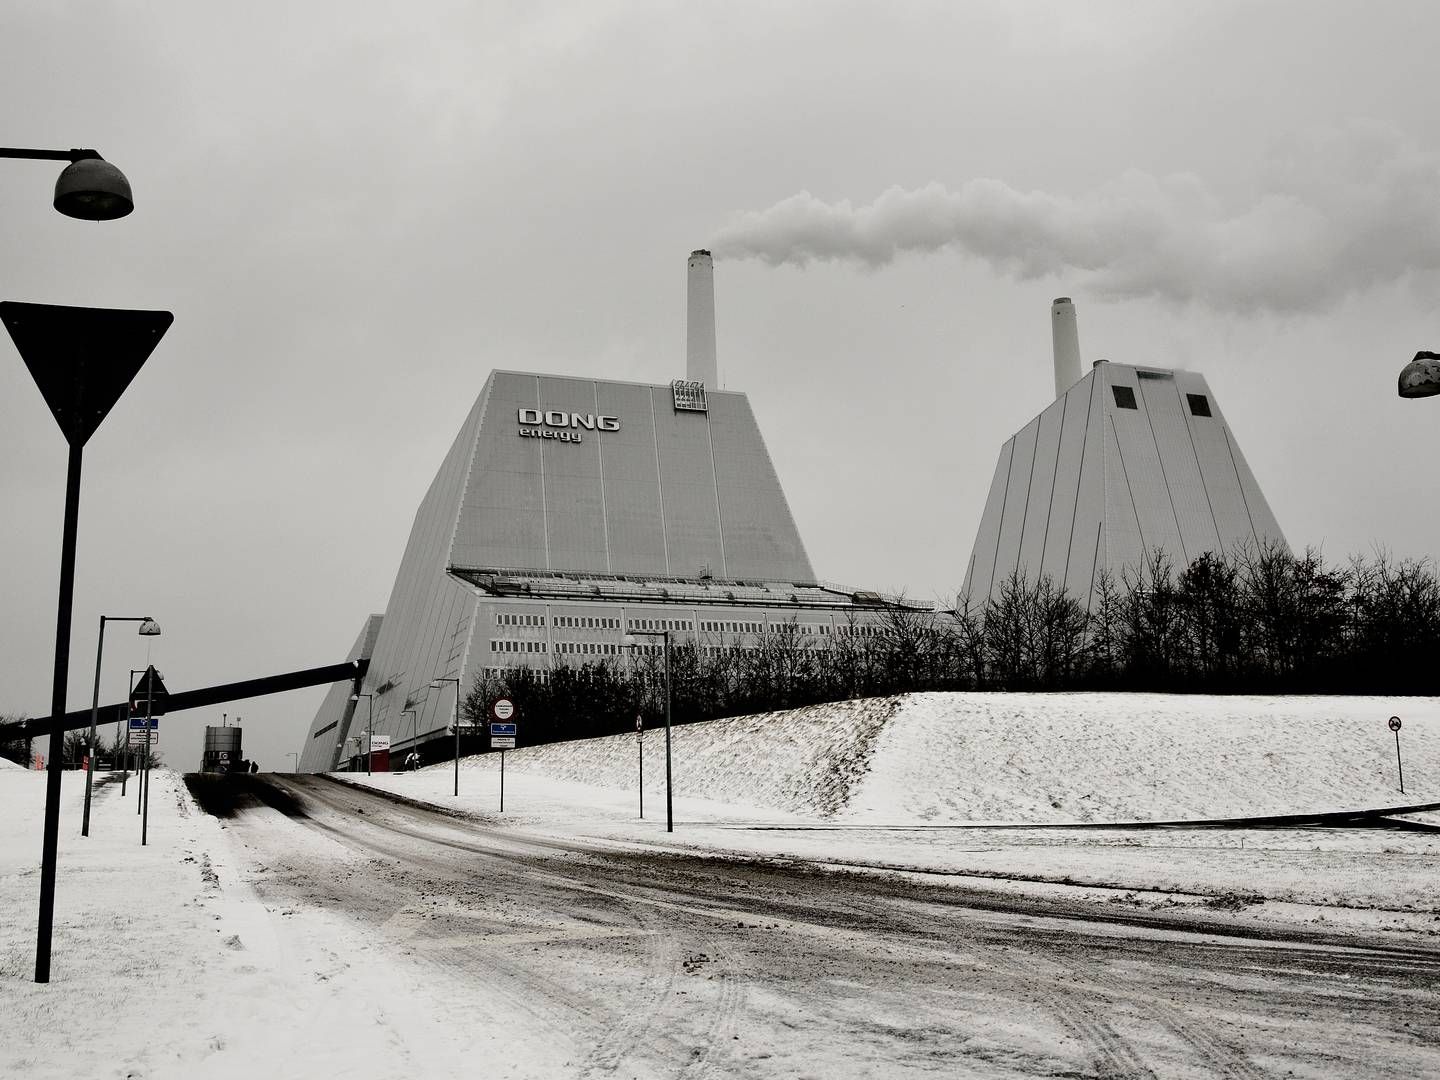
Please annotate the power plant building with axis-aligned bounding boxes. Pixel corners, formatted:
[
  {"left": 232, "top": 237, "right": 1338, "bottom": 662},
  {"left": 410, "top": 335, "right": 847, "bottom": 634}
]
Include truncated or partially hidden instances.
[
  {"left": 299, "top": 254, "right": 922, "bottom": 772},
  {"left": 962, "top": 299, "right": 1288, "bottom": 609}
]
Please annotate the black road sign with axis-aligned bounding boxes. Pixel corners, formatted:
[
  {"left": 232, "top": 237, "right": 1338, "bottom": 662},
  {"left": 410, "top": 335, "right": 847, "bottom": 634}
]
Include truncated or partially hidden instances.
[
  {"left": 1389, "top": 716, "right": 1402, "bottom": 732},
  {"left": 129, "top": 666, "right": 169, "bottom": 716}
]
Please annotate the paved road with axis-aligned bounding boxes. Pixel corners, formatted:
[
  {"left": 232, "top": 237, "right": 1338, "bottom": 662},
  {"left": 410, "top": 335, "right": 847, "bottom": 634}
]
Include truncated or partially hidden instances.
[{"left": 199, "top": 774, "right": 1440, "bottom": 1079}]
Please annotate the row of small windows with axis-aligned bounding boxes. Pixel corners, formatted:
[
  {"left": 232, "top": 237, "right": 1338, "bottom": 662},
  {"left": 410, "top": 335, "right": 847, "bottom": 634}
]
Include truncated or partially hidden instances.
[
  {"left": 835, "top": 624, "right": 881, "bottom": 637},
  {"left": 483, "top": 666, "right": 549, "bottom": 682},
  {"left": 698, "top": 620, "right": 763, "bottom": 634},
  {"left": 491, "top": 639, "right": 549, "bottom": 654},
  {"left": 1110, "top": 384, "right": 1212, "bottom": 417},
  {"left": 555, "top": 642, "right": 621, "bottom": 656},
  {"left": 628, "top": 618, "right": 693, "bottom": 632},
  {"left": 555, "top": 615, "right": 620, "bottom": 629},
  {"left": 497, "top": 613, "right": 545, "bottom": 627}
]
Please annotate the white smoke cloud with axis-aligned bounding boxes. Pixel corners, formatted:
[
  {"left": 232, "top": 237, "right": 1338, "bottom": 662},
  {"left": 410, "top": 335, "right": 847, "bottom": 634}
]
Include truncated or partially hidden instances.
[{"left": 711, "top": 124, "right": 1440, "bottom": 313}]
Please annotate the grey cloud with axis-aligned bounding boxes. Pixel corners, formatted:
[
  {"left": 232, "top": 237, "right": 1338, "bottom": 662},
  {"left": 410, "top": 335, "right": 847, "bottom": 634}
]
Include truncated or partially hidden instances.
[{"left": 711, "top": 124, "right": 1440, "bottom": 313}]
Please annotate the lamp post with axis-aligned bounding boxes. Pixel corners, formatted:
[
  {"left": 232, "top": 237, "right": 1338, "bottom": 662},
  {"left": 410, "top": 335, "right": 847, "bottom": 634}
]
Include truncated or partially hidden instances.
[
  {"left": 350, "top": 693, "right": 373, "bottom": 775},
  {"left": 430, "top": 678, "right": 462, "bottom": 796},
  {"left": 623, "top": 631, "right": 673, "bottom": 833},
  {"left": 82, "top": 616, "right": 159, "bottom": 836}
]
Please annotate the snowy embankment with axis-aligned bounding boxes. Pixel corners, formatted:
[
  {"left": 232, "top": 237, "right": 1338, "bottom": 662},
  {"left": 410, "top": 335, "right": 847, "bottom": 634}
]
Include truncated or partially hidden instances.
[{"left": 444, "top": 692, "right": 1438, "bottom": 824}]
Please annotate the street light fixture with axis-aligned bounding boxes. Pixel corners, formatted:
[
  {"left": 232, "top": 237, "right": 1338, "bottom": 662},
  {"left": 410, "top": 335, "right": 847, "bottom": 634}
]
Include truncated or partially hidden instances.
[
  {"left": 82, "top": 615, "right": 160, "bottom": 837},
  {"left": 0, "top": 147, "right": 134, "bottom": 220},
  {"left": 349, "top": 693, "right": 373, "bottom": 775},
  {"left": 623, "top": 631, "right": 673, "bottom": 833},
  {"left": 430, "top": 678, "right": 462, "bottom": 796},
  {"left": 1398, "top": 350, "right": 1440, "bottom": 399}
]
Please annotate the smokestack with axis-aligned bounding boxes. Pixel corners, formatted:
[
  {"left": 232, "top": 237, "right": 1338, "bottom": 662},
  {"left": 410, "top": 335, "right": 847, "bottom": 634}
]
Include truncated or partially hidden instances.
[
  {"left": 1051, "top": 297, "right": 1082, "bottom": 399},
  {"left": 687, "top": 249, "right": 717, "bottom": 385}
]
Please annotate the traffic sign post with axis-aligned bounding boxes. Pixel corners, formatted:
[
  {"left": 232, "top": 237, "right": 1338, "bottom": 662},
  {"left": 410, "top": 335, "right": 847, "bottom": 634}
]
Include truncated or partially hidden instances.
[
  {"left": 636, "top": 713, "right": 644, "bottom": 820},
  {"left": 490, "top": 700, "right": 516, "bottom": 813},
  {"left": 1389, "top": 716, "right": 1404, "bottom": 793}
]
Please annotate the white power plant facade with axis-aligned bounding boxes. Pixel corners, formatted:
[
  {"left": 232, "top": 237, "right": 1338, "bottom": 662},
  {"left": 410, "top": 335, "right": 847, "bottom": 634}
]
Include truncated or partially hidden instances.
[
  {"left": 963, "top": 300, "right": 1287, "bottom": 609},
  {"left": 298, "top": 251, "right": 924, "bottom": 772}
]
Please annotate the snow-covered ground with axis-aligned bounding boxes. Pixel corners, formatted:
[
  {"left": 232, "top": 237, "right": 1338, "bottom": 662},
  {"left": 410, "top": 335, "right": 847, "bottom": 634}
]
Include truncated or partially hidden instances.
[
  {"left": 0, "top": 768, "right": 486, "bottom": 1080},
  {"left": 2, "top": 693, "right": 1436, "bottom": 1079},
  {"left": 344, "top": 691, "right": 1440, "bottom": 921}
]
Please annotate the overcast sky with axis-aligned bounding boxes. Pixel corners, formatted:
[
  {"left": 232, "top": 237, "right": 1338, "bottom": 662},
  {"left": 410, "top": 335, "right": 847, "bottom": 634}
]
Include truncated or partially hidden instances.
[{"left": 4, "top": 1, "right": 1439, "bottom": 772}]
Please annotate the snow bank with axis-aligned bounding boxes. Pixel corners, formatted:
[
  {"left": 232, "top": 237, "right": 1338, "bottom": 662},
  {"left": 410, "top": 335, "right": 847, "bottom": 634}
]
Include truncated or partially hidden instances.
[
  {"left": 454, "top": 692, "right": 1437, "bottom": 824},
  {"left": 0, "top": 756, "right": 24, "bottom": 770}
]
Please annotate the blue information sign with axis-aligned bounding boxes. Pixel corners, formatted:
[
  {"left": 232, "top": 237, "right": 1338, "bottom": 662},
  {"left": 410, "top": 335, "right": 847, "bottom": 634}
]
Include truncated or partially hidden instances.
[
  {"left": 127, "top": 717, "right": 159, "bottom": 730},
  {"left": 490, "top": 722, "right": 517, "bottom": 736}
]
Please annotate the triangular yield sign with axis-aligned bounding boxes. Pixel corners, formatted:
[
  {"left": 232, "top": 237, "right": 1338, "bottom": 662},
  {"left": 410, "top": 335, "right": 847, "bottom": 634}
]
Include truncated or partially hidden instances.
[
  {"left": 129, "top": 666, "right": 170, "bottom": 716},
  {"left": 1, "top": 301, "right": 173, "bottom": 447}
]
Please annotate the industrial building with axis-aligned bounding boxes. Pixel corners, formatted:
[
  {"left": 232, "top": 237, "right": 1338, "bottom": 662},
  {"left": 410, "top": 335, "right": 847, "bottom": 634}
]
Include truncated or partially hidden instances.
[
  {"left": 962, "top": 298, "right": 1288, "bottom": 609},
  {"left": 299, "top": 253, "right": 923, "bottom": 772}
]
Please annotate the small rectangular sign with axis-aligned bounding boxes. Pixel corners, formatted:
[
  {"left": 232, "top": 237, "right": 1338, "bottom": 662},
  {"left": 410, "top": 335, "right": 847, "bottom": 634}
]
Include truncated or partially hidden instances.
[
  {"left": 491, "top": 736, "right": 516, "bottom": 750},
  {"left": 128, "top": 732, "right": 158, "bottom": 746},
  {"left": 127, "top": 717, "right": 159, "bottom": 730},
  {"left": 490, "top": 723, "right": 517, "bottom": 736},
  {"left": 369, "top": 735, "right": 391, "bottom": 751}
]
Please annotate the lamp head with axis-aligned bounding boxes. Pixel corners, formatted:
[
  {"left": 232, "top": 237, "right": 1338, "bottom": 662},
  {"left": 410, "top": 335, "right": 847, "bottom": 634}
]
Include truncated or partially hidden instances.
[
  {"left": 1398, "top": 350, "right": 1440, "bottom": 399},
  {"left": 137, "top": 619, "right": 161, "bottom": 636},
  {"left": 53, "top": 156, "right": 134, "bottom": 221}
]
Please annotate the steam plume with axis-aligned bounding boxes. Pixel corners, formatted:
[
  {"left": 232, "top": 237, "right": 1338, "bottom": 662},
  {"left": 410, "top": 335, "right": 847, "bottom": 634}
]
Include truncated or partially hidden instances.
[{"left": 711, "top": 125, "right": 1440, "bottom": 313}]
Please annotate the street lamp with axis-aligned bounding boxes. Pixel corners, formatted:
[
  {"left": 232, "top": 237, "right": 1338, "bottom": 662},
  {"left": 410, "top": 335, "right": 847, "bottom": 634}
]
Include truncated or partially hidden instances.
[
  {"left": 1398, "top": 350, "right": 1440, "bottom": 399},
  {"left": 350, "top": 693, "right": 373, "bottom": 775},
  {"left": 430, "top": 678, "right": 462, "bottom": 796},
  {"left": 82, "top": 616, "right": 160, "bottom": 837},
  {"left": 623, "top": 631, "right": 673, "bottom": 833},
  {"left": 0, "top": 147, "right": 134, "bottom": 220}
]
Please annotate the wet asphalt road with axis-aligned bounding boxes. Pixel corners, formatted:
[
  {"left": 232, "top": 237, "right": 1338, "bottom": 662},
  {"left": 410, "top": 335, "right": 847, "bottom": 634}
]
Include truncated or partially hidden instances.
[{"left": 194, "top": 773, "right": 1440, "bottom": 1079}]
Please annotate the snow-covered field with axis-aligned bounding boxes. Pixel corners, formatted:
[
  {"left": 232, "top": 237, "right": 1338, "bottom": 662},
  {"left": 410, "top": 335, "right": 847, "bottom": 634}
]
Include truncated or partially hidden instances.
[
  {"left": 346, "top": 691, "right": 1440, "bottom": 918},
  {"left": 1, "top": 692, "right": 1436, "bottom": 1079}
]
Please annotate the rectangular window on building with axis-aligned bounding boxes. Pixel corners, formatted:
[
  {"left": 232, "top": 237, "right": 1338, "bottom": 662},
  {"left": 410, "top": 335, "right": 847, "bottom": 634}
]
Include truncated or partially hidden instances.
[
  {"left": 1187, "top": 393, "right": 1212, "bottom": 417},
  {"left": 1112, "top": 385, "right": 1138, "bottom": 409}
]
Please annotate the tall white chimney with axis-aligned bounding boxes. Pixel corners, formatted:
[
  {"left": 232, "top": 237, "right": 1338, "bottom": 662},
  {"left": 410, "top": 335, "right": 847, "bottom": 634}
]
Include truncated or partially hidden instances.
[
  {"left": 687, "top": 249, "right": 717, "bottom": 386},
  {"left": 1051, "top": 296, "right": 1082, "bottom": 399}
]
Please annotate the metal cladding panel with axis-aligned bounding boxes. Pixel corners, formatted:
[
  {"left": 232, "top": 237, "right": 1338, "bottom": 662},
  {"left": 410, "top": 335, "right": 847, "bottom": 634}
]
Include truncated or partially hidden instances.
[
  {"left": 651, "top": 386, "right": 726, "bottom": 579},
  {"left": 298, "top": 614, "right": 381, "bottom": 771},
  {"left": 992, "top": 416, "right": 1040, "bottom": 588},
  {"left": 1137, "top": 373, "right": 1222, "bottom": 561},
  {"left": 536, "top": 376, "right": 609, "bottom": 572},
  {"left": 961, "top": 438, "right": 1013, "bottom": 603},
  {"left": 1105, "top": 368, "right": 1185, "bottom": 570},
  {"left": 1017, "top": 398, "right": 1064, "bottom": 581},
  {"left": 595, "top": 381, "right": 668, "bottom": 574},
  {"left": 451, "top": 372, "right": 547, "bottom": 570},
  {"left": 1174, "top": 370, "right": 1287, "bottom": 554},
  {"left": 1065, "top": 377, "right": 1108, "bottom": 602},
  {"left": 708, "top": 392, "right": 815, "bottom": 582},
  {"left": 1044, "top": 374, "right": 1095, "bottom": 585}
]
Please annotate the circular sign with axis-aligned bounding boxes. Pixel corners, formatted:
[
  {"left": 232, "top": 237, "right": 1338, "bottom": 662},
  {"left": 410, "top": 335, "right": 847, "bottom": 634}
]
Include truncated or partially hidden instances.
[
  {"left": 1388, "top": 716, "right": 1402, "bottom": 732},
  {"left": 492, "top": 698, "right": 515, "bottom": 721}
]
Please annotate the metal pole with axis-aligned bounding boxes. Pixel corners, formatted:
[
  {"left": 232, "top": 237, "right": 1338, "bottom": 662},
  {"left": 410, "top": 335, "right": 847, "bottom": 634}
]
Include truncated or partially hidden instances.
[
  {"left": 81, "top": 617, "right": 107, "bottom": 836},
  {"left": 638, "top": 715, "right": 644, "bottom": 819},
  {"left": 365, "top": 696, "right": 373, "bottom": 776},
  {"left": 1395, "top": 730, "right": 1405, "bottom": 794},
  {"left": 35, "top": 441, "right": 82, "bottom": 984},
  {"left": 141, "top": 672, "right": 153, "bottom": 845},
  {"left": 453, "top": 689, "right": 460, "bottom": 798},
  {"left": 500, "top": 750, "right": 505, "bottom": 813},
  {"left": 664, "top": 631, "right": 673, "bottom": 834}
]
